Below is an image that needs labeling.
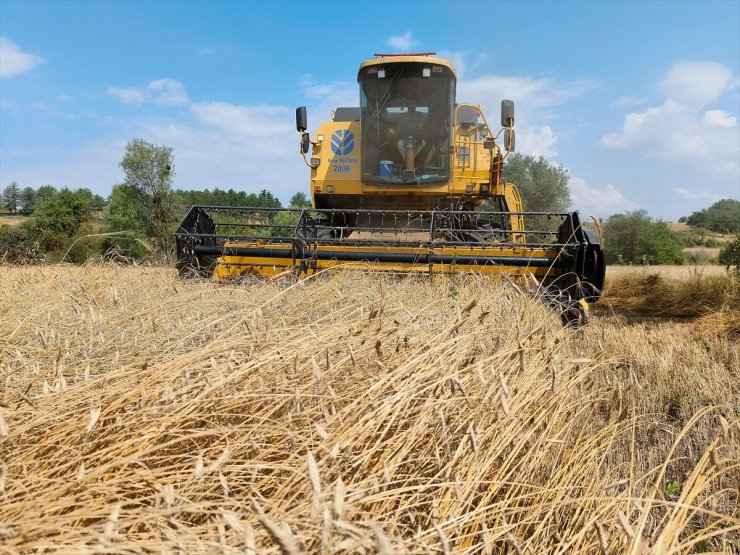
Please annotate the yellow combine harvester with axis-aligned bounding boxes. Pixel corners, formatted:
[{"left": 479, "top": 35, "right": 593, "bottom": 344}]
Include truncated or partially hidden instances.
[{"left": 175, "top": 53, "right": 605, "bottom": 324}]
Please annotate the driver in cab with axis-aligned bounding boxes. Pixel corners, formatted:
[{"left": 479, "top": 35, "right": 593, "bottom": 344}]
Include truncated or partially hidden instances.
[{"left": 387, "top": 95, "right": 426, "bottom": 179}]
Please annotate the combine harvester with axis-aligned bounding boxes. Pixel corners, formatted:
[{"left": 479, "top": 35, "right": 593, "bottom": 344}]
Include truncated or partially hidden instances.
[{"left": 175, "top": 53, "right": 605, "bottom": 325}]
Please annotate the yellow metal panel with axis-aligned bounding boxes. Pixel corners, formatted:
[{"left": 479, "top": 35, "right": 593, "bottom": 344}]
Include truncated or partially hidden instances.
[
  {"left": 213, "top": 242, "right": 561, "bottom": 281},
  {"left": 311, "top": 122, "right": 362, "bottom": 191}
]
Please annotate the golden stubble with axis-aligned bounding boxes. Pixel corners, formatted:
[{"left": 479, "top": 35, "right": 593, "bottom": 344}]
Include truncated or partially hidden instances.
[{"left": 0, "top": 264, "right": 737, "bottom": 553}]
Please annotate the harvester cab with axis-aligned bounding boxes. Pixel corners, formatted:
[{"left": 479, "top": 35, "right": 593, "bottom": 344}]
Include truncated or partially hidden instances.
[{"left": 175, "top": 53, "right": 606, "bottom": 325}]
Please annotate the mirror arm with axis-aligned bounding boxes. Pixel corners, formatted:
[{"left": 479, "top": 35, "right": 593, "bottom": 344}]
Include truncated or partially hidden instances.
[{"left": 300, "top": 151, "right": 315, "bottom": 169}]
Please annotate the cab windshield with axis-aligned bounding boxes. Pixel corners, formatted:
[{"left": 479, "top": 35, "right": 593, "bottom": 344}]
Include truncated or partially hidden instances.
[{"left": 359, "top": 62, "right": 455, "bottom": 185}]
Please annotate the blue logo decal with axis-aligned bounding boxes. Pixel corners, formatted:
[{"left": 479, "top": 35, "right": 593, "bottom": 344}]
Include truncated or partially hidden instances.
[{"left": 331, "top": 130, "right": 355, "bottom": 155}]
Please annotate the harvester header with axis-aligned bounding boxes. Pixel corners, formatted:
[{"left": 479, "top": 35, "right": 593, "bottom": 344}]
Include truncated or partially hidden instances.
[{"left": 175, "top": 54, "right": 605, "bottom": 325}]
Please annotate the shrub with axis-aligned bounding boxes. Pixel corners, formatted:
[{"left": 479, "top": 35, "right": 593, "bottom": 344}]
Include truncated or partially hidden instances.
[
  {"left": 719, "top": 236, "right": 740, "bottom": 272},
  {"left": 0, "top": 223, "right": 41, "bottom": 263}
]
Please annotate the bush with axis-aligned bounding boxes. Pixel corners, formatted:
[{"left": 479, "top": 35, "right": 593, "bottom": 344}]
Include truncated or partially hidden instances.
[
  {"left": 0, "top": 223, "right": 41, "bottom": 263},
  {"left": 33, "top": 188, "right": 94, "bottom": 253},
  {"left": 719, "top": 236, "right": 740, "bottom": 272},
  {"left": 101, "top": 234, "right": 153, "bottom": 261},
  {"left": 60, "top": 224, "right": 106, "bottom": 264},
  {"left": 604, "top": 210, "right": 684, "bottom": 265},
  {"left": 684, "top": 251, "right": 715, "bottom": 266},
  {"left": 680, "top": 227, "right": 712, "bottom": 247}
]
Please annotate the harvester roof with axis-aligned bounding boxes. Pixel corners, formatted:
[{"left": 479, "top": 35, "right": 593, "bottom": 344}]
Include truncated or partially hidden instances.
[{"left": 357, "top": 53, "right": 457, "bottom": 80}]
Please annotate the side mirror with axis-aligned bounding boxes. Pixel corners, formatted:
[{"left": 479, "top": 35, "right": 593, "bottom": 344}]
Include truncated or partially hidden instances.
[
  {"left": 501, "top": 100, "right": 515, "bottom": 128},
  {"left": 296, "top": 106, "right": 308, "bottom": 132},
  {"left": 504, "top": 128, "right": 515, "bottom": 152},
  {"left": 301, "top": 132, "right": 310, "bottom": 154}
]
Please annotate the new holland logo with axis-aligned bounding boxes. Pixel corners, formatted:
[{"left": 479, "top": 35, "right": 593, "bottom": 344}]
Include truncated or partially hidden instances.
[{"left": 330, "top": 130, "right": 355, "bottom": 155}]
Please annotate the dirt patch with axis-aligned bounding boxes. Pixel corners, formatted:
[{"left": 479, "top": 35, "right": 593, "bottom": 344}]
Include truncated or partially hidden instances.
[
  {"left": 0, "top": 216, "right": 29, "bottom": 227},
  {"left": 668, "top": 222, "right": 690, "bottom": 232}
]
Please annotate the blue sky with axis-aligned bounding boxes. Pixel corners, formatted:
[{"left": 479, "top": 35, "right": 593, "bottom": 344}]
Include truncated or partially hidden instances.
[{"left": 1, "top": 0, "right": 738, "bottom": 220}]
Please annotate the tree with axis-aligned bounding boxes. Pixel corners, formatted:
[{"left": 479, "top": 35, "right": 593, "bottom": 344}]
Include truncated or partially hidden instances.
[
  {"left": 105, "top": 184, "right": 148, "bottom": 233},
  {"left": 603, "top": 211, "right": 649, "bottom": 264},
  {"left": 288, "top": 192, "right": 311, "bottom": 208},
  {"left": 604, "top": 210, "right": 684, "bottom": 265},
  {"left": 32, "top": 188, "right": 94, "bottom": 252},
  {"left": 103, "top": 184, "right": 151, "bottom": 259},
  {"left": 73, "top": 188, "right": 106, "bottom": 211},
  {"left": 35, "top": 185, "right": 58, "bottom": 207},
  {"left": 2, "top": 182, "right": 20, "bottom": 214},
  {"left": 256, "top": 189, "right": 282, "bottom": 209},
  {"left": 645, "top": 221, "right": 685, "bottom": 265},
  {"left": 19, "top": 187, "right": 36, "bottom": 215},
  {"left": 500, "top": 153, "right": 572, "bottom": 212},
  {"left": 719, "top": 236, "right": 740, "bottom": 272},
  {"left": 685, "top": 199, "right": 740, "bottom": 234},
  {"left": 71, "top": 188, "right": 106, "bottom": 212},
  {"left": 119, "top": 139, "right": 176, "bottom": 252}
]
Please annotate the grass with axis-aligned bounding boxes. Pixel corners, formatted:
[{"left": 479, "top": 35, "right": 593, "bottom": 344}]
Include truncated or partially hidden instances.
[
  {"left": 607, "top": 264, "right": 729, "bottom": 278},
  {"left": 599, "top": 266, "right": 740, "bottom": 336},
  {"left": 0, "top": 264, "right": 738, "bottom": 553}
]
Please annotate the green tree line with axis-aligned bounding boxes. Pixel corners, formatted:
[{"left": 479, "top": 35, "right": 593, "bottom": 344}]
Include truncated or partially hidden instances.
[
  {"left": 682, "top": 199, "right": 740, "bottom": 234},
  {"left": 1, "top": 139, "right": 311, "bottom": 263}
]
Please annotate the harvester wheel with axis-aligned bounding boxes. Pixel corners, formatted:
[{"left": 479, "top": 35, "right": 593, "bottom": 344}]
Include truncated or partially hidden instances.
[{"left": 560, "top": 299, "right": 590, "bottom": 328}]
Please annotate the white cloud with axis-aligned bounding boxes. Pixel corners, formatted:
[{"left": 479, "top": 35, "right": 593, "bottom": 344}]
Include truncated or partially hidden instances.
[
  {"left": 471, "top": 52, "right": 489, "bottom": 70},
  {"left": 386, "top": 32, "right": 417, "bottom": 51},
  {"left": 610, "top": 96, "right": 647, "bottom": 109},
  {"left": 702, "top": 109, "right": 736, "bottom": 128},
  {"left": 127, "top": 110, "right": 307, "bottom": 199},
  {"left": 570, "top": 177, "right": 640, "bottom": 216},
  {"left": 518, "top": 125, "right": 559, "bottom": 158},
  {"left": 0, "top": 37, "right": 43, "bottom": 79},
  {"left": 658, "top": 61, "right": 736, "bottom": 107},
  {"left": 459, "top": 74, "right": 596, "bottom": 113},
  {"left": 298, "top": 75, "right": 358, "bottom": 128},
  {"left": 108, "top": 78, "right": 189, "bottom": 106},
  {"left": 198, "top": 47, "right": 215, "bottom": 55},
  {"left": 434, "top": 51, "right": 489, "bottom": 80},
  {"left": 147, "top": 79, "right": 189, "bottom": 106},
  {"left": 190, "top": 102, "right": 292, "bottom": 142},
  {"left": 673, "top": 187, "right": 723, "bottom": 202},
  {"left": 108, "top": 86, "right": 148, "bottom": 105},
  {"left": 300, "top": 75, "right": 356, "bottom": 104},
  {"left": 31, "top": 101, "right": 76, "bottom": 121},
  {"left": 601, "top": 61, "right": 739, "bottom": 181},
  {"left": 0, "top": 139, "right": 127, "bottom": 192},
  {"left": 438, "top": 50, "right": 466, "bottom": 79},
  {"left": 3, "top": 68, "right": 315, "bottom": 201},
  {"left": 458, "top": 72, "right": 597, "bottom": 158},
  {"left": 2, "top": 106, "right": 308, "bottom": 202}
]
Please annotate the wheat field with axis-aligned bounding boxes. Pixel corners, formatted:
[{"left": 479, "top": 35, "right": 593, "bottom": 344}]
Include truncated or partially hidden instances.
[{"left": 0, "top": 264, "right": 738, "bottom": 554}]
